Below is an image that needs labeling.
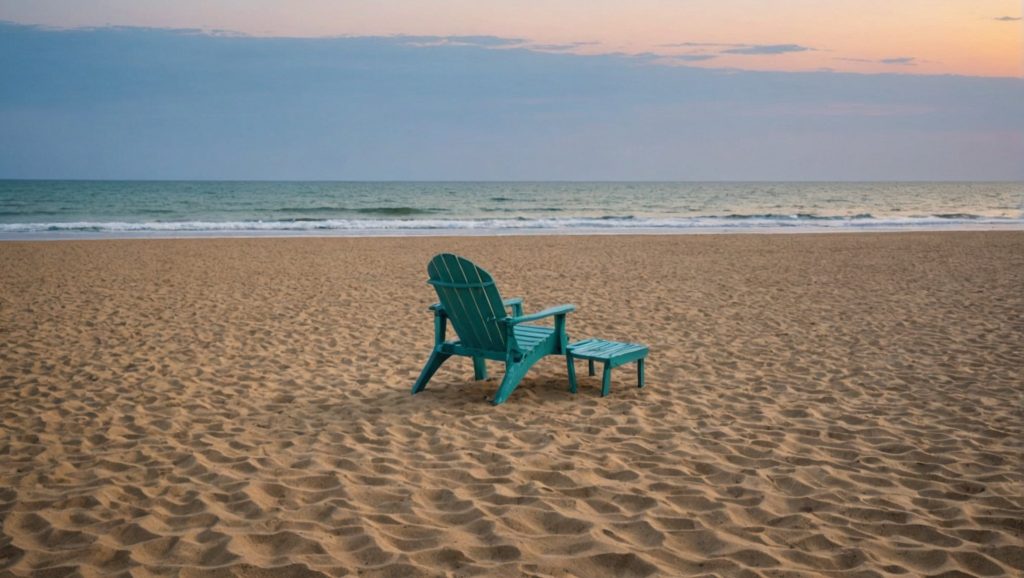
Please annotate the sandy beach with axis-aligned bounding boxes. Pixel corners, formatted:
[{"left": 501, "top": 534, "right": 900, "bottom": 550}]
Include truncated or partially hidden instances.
[{"left": 1, "top": 231, "right": 1022, "bottom": 577}]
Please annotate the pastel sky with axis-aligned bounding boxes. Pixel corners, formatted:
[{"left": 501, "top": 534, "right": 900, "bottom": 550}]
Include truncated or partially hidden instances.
[
  {"left": 0, "top": 3, "right": 1022, "bottom": 180},
  {"left": 2, "top": 0, "right": 1021, "bottom": 76}
]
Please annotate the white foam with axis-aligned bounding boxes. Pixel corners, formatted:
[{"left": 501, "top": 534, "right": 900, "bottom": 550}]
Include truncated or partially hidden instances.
[{"left": 2, "top": 214, "right": 1023, "bottom": 235}]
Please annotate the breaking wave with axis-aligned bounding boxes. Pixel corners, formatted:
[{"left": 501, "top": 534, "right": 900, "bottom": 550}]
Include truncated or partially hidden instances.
[{"left": 2, "top": 213, "right": 1021, "bottom": 236}]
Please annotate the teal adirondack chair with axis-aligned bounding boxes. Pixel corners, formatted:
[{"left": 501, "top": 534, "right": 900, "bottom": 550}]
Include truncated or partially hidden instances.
[{"left": 411, "top": 253, "right": 575, "bottom": 405}]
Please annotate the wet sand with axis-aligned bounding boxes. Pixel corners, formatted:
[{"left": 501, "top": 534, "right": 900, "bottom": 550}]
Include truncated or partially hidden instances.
[{"left": 1, "top": 232, "right": 1022, "bottom": 577}]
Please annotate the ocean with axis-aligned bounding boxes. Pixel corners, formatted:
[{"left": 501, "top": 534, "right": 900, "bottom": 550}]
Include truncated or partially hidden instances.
[{"left": 0, "top": 181, "right": 1021, "bottom": 239}]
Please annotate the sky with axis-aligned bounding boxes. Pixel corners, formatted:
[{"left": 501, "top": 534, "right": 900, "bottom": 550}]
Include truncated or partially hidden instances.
[
  {"left": 2, "top": 0, "right": 1021, "bottom": 77},
  {"left": 0, "top": 1, "right": 1022, "bottom": 180}
]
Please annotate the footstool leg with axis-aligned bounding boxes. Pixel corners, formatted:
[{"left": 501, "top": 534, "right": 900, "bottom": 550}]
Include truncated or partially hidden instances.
[
  {"left": 601, "top": 363, "right": 612, "bottom": 397},
  {"left": 637, "top": 358, "right": 645, "bottom": 388},
  {"left": 567, "top": 355, "right": 578, "bottom": 393},
  {"left": 588, "top": 359, "right": 596, "bottom": 376}
]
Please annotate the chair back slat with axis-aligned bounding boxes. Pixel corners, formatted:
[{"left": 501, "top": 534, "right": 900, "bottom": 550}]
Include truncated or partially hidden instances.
[{"left": 427, "top": 254, "right": 507, "bottom": 352}]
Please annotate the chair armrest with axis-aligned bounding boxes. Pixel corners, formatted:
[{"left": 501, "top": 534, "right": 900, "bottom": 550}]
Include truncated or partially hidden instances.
[
  {"left": 503, "top": 298, "right": 523, "bottom": 317},
  {"left": 429, "top": 303, "right": 448, "bottom": 344},
  {"left": 498, "top": 304, "right": 575, "bottom": 325}
]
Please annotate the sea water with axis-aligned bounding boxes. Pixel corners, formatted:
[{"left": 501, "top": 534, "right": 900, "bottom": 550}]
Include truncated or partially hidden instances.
[{"left": 0, "top": 181, "right": 1021, "bottom": 239}]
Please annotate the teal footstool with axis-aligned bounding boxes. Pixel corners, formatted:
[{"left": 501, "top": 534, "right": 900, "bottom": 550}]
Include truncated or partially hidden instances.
[{"left": 566, "top": 338, "right": 648, "bottom": 397}]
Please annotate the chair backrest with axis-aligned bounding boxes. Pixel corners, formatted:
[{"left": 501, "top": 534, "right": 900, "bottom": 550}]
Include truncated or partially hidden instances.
[{"left": 427, "top": 253, "right": 508, "bottom": 353}]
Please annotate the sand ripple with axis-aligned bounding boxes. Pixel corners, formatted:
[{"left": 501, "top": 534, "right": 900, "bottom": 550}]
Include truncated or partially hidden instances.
[{"left": 2, "top": 233, "right": 1022, "bottom": 576}]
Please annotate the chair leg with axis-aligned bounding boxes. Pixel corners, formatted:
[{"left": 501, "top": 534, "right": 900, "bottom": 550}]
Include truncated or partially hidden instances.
[
  {"left": 473, "top": 357, "right": 487, "bottom": 380},
  {"left": 588, "top": 359, "right": 596, "bottom": 376},
  {"left": 637, "top": 358, "right": 645, "bottom": 388},
  {"left": 601, "top": 363, "right": 612, "bottom": 397},
  {"left": 411, "top": 350, "right": 451, "bottom": 394},
  {"left": 492, "top": 362, "right": 526, "bottom": 405},
  {"left": 567, "top": 355, "right": 578, "bottom": 393}
]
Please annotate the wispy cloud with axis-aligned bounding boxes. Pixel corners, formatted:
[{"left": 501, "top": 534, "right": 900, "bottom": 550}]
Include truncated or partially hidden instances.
[
  {"left": 398, "top": 35, "right": 820, "bottom": 65},
  {"left": 721, "top": 44, "right": 813, "bottom": 55},
  {"left": 527, "top": 41, "right": 599, "bottom": 52},
  {"left": 674, "top": 54, "right": 718, "bottom": 62},
  {"left": 660, "top": 42, "right": 745, "bottom": 49},
  {"left": 838, "top": 56, "right": 918, "bottom": 67},
  {"left": 661, "top": 42, "right": 816, "bottom": 55},
  {"left": 993, "top": 16, "right": 1021, "bottom": 22},
  {"left": 656, "top": 41, "right": 815, "bottom": 64},
  {"left": 401, "top": 35, "right": 526, "bottom": 48},
  {"left": 399, "top": 35, "right": 609, "bottom": 56}
]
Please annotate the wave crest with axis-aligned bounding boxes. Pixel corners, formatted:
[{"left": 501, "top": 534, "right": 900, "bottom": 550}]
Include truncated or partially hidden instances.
[{"left": 1, "top": 213, "right": 1020, "bottom": 235}]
